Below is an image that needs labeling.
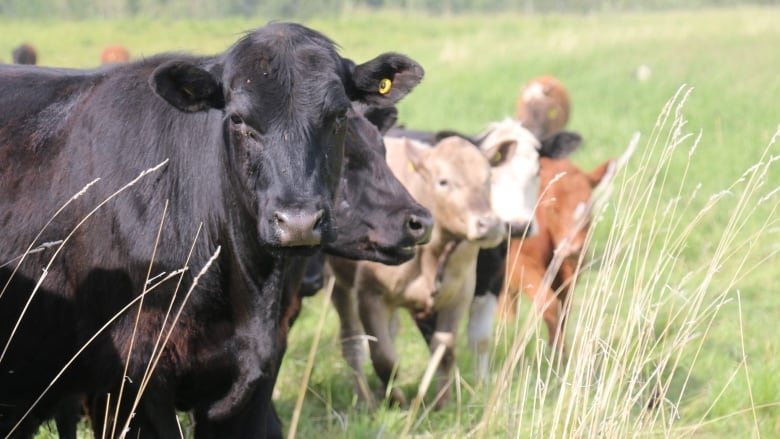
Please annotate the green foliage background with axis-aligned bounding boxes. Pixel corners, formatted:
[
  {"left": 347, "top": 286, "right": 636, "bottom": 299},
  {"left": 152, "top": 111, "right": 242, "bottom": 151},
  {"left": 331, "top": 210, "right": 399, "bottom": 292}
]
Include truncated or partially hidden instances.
[{"left": 0, "top": 0, "right": 778, "bottom": 19}]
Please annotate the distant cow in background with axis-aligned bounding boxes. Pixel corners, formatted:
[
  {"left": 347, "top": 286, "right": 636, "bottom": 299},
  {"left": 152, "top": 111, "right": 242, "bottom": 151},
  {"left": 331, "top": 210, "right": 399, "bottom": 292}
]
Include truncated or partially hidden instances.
[
  {"left": 12, "top": 43, "right": 37, "bottom": 65},
  {"left": 497, "top": 157, "right": 614, "bottom": 357},
  {"left": 516, "top": 74, "right": 571, "bottom": 142},
  {"left": 100, "top": 44, "right": 130, "bottom": 64}
]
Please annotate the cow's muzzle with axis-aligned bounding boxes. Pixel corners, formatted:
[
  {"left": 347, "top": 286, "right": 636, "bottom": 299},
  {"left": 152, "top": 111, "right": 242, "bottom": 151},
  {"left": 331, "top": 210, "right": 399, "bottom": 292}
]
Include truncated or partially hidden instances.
[{"left": 273, "top": 208, "right": 324, "bottom": 247}]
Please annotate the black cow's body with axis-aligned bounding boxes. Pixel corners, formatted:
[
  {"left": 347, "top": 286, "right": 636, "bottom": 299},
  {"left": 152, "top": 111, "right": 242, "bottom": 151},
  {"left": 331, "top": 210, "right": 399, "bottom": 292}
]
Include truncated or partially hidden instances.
[
  {"left": 193, "top": 99, "right": 433, "bottom": 439},
  {"left": 0, "top": 22, "right": 424, "bottom": 438}
]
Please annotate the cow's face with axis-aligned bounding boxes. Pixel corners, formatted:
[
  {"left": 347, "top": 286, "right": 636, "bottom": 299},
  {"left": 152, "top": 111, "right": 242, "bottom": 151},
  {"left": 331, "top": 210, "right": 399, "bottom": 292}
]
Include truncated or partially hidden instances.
[
  {"left": 537, "top": 157, "right": 613, "bottom": 258},
  {"left": 475, "top": 120, "right": 542, "bottom": 238},
  {"left": 515, "top": 75, "right": 570, "bottom": 141},
  {"left": 405, "top": 137, "right": 502, "bottom": 247},
  {"left": 149, "top": 22, "right": 423, "bottom": 250},
  {"left": 325, "top": 104, "right": 433, "bottom": 265}
]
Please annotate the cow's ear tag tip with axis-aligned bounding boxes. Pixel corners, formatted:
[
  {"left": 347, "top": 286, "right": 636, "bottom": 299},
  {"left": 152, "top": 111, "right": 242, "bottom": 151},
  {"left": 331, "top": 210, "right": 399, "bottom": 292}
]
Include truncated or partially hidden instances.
[{"left": 378, "top": 78, "right": 392, "bottom": 95}]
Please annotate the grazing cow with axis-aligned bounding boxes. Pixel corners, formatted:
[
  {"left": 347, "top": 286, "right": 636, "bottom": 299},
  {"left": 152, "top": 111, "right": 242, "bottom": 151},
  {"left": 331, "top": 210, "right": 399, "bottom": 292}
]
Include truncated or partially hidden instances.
[
  {"left": 11, "top": 43, "right": 37, "bottom": 65},
  {"left": 0, "top": 22, "right": 422, "bottom": 438},
  {"left": 330, "top": 135, "right": 504, "bottom": 410},
  {"left": 193, "top": 103, "right": 433, "bottom": 439},
  {"left": 100, "top": 44, "right": 130, "bottom": 64},
  {"left": 515, "top": 74, "right": 571, "bottom": 142},
  {"left": 496, "top": 157, "right": 613, "bottom": 356}
]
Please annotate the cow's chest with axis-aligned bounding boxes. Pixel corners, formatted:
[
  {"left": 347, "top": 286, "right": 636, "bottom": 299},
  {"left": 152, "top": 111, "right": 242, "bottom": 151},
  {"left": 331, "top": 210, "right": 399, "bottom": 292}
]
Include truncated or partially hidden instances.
[{"left": 433, "top": 242, "right": 480, "bottom": 309}]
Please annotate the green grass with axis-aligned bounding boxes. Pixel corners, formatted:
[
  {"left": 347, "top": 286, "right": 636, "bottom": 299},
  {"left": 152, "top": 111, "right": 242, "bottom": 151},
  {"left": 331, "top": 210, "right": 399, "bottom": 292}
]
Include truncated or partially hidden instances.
[{"left": 5, "top": 6, "right": 779, "bottom": 438}]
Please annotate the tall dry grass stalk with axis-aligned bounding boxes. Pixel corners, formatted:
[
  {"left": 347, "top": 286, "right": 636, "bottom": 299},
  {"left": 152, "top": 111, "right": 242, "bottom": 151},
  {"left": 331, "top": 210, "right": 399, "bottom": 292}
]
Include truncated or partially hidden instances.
[{"left": 464, "top": 86, "right": 780, "bottom": 438}]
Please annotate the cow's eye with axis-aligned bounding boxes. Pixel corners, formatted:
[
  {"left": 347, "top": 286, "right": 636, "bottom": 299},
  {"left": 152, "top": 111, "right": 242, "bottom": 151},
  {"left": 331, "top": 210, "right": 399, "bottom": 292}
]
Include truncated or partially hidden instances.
[
  {"left": 437, "top": 178, "right": 449, "bottom": 188},
  {"left": 229, "top": 114, "right": 243, "bottom": 125}
]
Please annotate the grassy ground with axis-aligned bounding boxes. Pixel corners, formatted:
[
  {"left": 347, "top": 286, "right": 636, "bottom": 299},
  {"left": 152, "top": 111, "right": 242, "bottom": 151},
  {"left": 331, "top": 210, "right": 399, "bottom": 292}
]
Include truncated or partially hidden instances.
[{"left": 3, "top": 6, "right": 778, "bottom": 438}]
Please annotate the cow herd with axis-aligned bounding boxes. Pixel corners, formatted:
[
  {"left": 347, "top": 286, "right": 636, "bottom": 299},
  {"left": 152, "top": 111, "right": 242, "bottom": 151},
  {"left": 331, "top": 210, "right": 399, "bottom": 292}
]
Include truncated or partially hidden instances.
[{"left": 0, "top": 22, "right": 615, "bottom": 438}]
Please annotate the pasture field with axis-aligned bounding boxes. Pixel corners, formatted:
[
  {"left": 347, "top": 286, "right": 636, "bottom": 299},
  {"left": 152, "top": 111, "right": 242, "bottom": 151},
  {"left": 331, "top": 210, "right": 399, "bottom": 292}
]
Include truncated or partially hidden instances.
[{"left": 2, "top": 6, "right": 778, "bottom": 438}]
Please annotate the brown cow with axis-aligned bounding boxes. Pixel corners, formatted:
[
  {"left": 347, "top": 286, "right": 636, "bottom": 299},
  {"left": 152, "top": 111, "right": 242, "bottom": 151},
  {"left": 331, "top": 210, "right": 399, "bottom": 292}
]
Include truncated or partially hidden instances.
[
  {"left": 515, "top": 74, "right": 570, "bottom": 142},
  {"left": 12, "top": 43, "right": 37, "bottom": 65},
  {"left": 498, "top": 156, "right": 613, "bottom": 356},
  {"left": 100, "top": 44, "right": 130, "bottom": 64},
  {"left": 329, "top": 135, "right": 503, "bottom": 410}
]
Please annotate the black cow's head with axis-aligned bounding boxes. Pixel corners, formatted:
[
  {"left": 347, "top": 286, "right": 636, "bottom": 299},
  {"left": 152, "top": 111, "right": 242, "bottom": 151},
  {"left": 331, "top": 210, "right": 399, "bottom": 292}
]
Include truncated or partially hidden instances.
[
  {"left": 148, "top": 22, "right": 424, "bottom": 250},
  {"left": 325, "top": 103, "right": 433, "bottom": 265}
]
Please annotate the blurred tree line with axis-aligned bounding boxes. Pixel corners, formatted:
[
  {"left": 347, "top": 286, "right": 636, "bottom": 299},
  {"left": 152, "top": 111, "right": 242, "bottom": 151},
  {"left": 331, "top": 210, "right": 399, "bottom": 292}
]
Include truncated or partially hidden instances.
[{"left": 0, "top": 0, "right": 776, "bottom": 19}]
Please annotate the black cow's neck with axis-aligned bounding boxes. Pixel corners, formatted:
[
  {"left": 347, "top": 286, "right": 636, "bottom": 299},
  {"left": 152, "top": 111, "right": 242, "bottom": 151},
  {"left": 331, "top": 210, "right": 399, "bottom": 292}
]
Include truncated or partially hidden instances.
[{"left": 201, "top": 204, "right": 287, "bottom": 421}]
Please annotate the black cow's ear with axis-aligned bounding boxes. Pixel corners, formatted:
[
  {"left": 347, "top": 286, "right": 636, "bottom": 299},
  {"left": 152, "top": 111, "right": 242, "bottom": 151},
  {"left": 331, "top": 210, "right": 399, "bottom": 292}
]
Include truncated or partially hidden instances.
[
  {"left": 346, "top": 53, "right": 424, "bottom": 107},
  {"left": 539, "top": 130, "right": 583, "bottom": 159},
  {"left": 363, "top": 106, "right": 398, "bottom": 134},
  {"left": 150, "top": 61, "right": 225, "bottom": 112}
]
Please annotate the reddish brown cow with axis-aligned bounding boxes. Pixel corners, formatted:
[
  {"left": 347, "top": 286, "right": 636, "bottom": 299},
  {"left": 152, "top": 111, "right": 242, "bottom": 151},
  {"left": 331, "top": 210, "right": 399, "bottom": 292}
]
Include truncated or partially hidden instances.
[
  {"left": 515, "top": 74, "right": 570, "bottom": 142},
  {"left": 498, "top": 156, "right": 613, "bottom": 355},
  {"left": 100, "top": 44, "right": 130, "bottom": 64}
]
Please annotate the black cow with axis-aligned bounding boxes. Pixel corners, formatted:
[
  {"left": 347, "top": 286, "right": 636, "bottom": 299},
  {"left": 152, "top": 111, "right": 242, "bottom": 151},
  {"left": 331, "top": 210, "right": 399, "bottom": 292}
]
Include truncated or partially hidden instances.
[
  {"left": 0, "top": 22, "right": 423, "bottom": 438},
  {"left": 193, "top": 99, "right": 433, "bottom": 439},
  {"left": 11, "top": 43, "right": 37, "bottom": 65}
]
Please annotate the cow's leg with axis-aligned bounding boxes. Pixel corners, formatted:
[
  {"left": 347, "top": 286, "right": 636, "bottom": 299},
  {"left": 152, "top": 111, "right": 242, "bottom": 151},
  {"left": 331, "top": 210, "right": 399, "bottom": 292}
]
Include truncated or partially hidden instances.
[
  {"left": 331, "top": 281, "right": 375, "bottom": 410},
  {"left": 193, "top": 382, "right": 271, "bottom": 439},
  {"left": 467, "top": 293, "right": 497, "bottom": 382},
  {"left": 497, "top": 266, "right": 525, "bottom": 320},
  {"left": 359, "top": 293, "right": 405, "bottom": 407},
  {"left": 89, "top": 382, "right": 180, "bottom": 439},
  {"left": 555, "top": 258, "right": 579, "bottom": 353},
  {"left": 429, "top": 291, "right": 471, "bottom": 411},
  {"left": 53, "top": 394, "right": 82, "bottom": 439}
]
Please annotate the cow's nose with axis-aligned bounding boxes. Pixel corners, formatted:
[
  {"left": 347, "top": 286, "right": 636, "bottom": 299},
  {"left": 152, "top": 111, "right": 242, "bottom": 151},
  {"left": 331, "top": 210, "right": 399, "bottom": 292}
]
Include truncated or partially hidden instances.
[
  {"left": 477, "top": 215, "right": 501, "bottom": 237},
  {"left": 273, "top": 209, "right": 324, "bottom": 247},
  {"left": 406, "top": 210, "right": 433, "bottom": 245}
]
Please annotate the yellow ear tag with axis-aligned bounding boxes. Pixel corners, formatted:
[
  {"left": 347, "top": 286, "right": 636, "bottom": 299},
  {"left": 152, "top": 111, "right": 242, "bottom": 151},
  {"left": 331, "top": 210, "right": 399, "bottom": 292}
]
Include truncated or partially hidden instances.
[
  {"left": 547, "top": 107, "right": 558, "bottom": 120},
  {"left": 378, "top": 78, "right": 392, "bottom": 95},
  {"left": 407, "top": 161, "right": 416, "bottom": 173},
  {"left": 492, "top": 151, "right": 502, "bottom": 164},
  {"left": 183, "top": 87, "right": 194, "bottom": 97}
]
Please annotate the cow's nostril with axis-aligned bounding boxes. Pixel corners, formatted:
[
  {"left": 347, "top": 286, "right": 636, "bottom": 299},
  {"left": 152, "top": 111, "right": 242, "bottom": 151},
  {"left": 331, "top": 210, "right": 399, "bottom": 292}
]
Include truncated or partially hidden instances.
[
  {"left": 407, "top": 212, "right": 433, "bottom": 244},
  {"left": 312, "top": 210, "right": 324, "bottom": 232}
]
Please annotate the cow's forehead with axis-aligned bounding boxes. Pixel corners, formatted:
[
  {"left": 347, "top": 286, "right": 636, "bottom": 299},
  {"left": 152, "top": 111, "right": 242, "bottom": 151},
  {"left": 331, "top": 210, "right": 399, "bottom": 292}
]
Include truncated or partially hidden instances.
[
  {"left": 435, "top": 138, "right": 490, "bottom": 181},
  {"left": 224, "top": 23, "right": 345, "bottom": 85}
]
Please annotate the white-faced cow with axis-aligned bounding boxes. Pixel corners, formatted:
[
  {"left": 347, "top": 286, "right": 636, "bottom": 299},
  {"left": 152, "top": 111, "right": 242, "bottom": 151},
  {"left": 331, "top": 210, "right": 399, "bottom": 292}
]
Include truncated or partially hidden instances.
[{"left": 0, "top": 22, "right": 424, "bottom": 438}]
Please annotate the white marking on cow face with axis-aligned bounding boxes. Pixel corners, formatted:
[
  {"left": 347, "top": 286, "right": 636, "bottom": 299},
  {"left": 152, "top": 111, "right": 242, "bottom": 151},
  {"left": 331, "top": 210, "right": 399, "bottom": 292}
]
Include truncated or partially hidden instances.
[
  {"left": 478, "top": 119, "right": 541, "bottom": 235},
  {"left": 522, "top": 81, "right": 545, "bottom": 101}
]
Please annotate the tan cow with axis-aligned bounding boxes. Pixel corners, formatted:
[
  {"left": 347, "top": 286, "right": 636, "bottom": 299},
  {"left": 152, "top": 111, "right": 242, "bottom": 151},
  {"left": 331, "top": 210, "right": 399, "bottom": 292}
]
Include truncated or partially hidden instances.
[
  {"left": 498, "top": 156, "right": 613, "bottom": 356},
  {"left": 329, "top": 135, "right": 503, "bottom": 410}
]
